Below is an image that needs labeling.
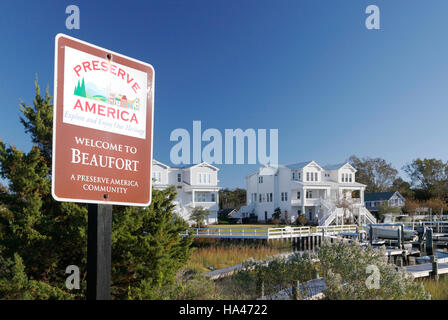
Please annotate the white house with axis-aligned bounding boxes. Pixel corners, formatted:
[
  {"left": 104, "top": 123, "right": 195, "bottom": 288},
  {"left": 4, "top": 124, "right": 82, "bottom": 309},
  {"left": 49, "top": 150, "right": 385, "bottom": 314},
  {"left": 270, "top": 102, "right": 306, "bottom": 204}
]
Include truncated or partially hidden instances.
[
  {"left": 152, "top": 160, "right": 220, "bottom": 225},
  {"left": 238, "top": 161, "right": 376, "bottom": 226},
  {"left": 364, "top": 191, "right": 405, "bottom": 213}
]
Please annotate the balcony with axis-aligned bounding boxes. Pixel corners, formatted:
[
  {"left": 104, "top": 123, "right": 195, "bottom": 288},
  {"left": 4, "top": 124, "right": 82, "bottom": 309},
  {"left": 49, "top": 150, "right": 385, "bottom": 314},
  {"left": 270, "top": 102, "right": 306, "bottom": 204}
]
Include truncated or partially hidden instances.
[
  {"left": 304, "top": 198, "right": 322, "bottom": 206},
  {"left": 185, "top": 202, "right": 219, "bottom": 211}
]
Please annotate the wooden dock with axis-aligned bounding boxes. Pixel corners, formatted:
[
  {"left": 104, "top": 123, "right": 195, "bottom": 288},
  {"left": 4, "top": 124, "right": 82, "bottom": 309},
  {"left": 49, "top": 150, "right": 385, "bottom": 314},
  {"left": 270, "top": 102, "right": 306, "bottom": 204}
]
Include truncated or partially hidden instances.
[
  {"left": 405, "top": 262, "right": 448, "bottom": 278},
  {"left": 183, "top": 225, "right": 358, "bottom": 240}
]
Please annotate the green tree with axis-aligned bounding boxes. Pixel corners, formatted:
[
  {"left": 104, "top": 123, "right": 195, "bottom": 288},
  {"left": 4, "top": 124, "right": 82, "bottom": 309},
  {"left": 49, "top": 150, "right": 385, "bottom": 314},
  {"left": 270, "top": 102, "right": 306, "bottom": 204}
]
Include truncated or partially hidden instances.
[
  {"left": 0, "top": 81, "right": 87, "bottom": 287},
  {"left": 403, "top": 158, "right": 448, "bottom": 200},
  {"left": 0, "top": 250, "right": 73, "bottom": 300},
  {"left": 391, "top": 178, "right": 414, "bottom": 198},
  {"left": 349, "top": 156, "right": 398, "bottom": 193},
  {"left": 0, "top": 81, "right": 193, "bottom": 299},
  {"left": 190, "top": 207, "right": 209, "bottom": 227},
  {"left": 219, "top": 188, "right": 246, "bottom": 210},
  {"left": 272, "top": 207, "right": 281, "bottom": 220},
  {"left": 377, "top": 202, "right": 402, "bottom": 217},
  {"left": 114, "top": 187, "right": 194, "bottom": 299}
]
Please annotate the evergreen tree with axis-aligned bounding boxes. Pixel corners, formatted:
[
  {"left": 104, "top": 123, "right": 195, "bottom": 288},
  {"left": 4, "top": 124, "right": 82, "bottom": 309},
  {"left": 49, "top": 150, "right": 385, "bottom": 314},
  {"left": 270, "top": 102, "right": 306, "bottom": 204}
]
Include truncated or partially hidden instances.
[{"left": 0, "top": 81, "right": 193, "bottom": 299}]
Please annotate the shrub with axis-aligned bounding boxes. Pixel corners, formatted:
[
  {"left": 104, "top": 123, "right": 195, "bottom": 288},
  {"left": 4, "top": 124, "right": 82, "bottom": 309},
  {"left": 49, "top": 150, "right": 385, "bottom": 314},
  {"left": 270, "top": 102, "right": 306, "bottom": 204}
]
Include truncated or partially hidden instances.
[
  {"left": 318, "top": 241, "right": 430, "bottom": 300},
  {"left": 217, "top": 252, "right": 317, "bottom": 299},
  {"left": 296, "top": 215, "right": 308, "bottom": 226}
]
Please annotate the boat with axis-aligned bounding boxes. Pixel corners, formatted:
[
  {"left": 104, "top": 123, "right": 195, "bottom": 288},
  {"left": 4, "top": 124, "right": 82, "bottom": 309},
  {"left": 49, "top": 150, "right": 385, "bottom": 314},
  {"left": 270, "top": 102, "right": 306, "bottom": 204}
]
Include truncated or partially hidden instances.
[
  {"left": 372, "top": 226, "right": 417, "bottom": 241},
  {"left": 415, "top": 251, "right": 448, "bottom": 264}
]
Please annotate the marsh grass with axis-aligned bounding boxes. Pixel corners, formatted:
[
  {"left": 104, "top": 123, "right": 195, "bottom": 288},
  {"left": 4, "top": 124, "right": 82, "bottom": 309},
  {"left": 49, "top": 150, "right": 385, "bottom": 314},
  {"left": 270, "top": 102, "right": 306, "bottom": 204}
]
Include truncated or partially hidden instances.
[
  {"left": 185, "top": 244, "right": 286, "bottom": 273},
  {"left": 422, "top": 275, "right": 448, "bottom": 300}
]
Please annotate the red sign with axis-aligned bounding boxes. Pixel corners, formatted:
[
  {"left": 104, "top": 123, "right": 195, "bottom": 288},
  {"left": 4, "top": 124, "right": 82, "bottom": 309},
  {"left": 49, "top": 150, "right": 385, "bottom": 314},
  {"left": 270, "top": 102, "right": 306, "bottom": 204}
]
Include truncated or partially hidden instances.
[{"left": 52, "top": 34, "right": 154, "bottom": 206}]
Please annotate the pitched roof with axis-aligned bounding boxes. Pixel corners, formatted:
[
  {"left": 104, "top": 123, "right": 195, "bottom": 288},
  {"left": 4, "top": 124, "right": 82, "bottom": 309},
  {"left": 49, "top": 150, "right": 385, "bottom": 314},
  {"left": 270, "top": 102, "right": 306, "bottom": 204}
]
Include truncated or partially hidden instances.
[
  {"left": 218, "top": 209, "right": 237, "bottom": 216},
  {"left": 364, "top": 191, "right": 396, "bottom": 201},
  {"left": 259, "top": 165, "right": 279, "bottom": 176},
  {"left": 166, "top": 162, "right": 219, "bottom": 171},
  {"left": 169, "top": 164, "right": 196, "bottom": 169},
  {"left": 322, "top": 163, "right": 346, "bottom": 171},
  {"left": 285, "top": 161, "right": 313, "bottom": 170}
]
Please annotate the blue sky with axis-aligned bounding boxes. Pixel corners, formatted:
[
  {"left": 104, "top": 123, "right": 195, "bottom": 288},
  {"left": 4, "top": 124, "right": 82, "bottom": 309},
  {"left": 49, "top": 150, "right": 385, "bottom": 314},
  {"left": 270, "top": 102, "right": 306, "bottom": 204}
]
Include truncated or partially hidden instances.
[{"left": 1, "top": 0, "right": 448, "bottom": 188}]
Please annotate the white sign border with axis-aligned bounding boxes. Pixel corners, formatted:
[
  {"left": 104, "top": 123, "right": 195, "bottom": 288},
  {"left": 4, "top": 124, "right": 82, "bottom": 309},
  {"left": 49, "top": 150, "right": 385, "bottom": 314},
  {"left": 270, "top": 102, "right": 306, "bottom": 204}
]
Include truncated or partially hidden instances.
[{"left": 51, "top": 33, "right": 155, "bottom": 207}]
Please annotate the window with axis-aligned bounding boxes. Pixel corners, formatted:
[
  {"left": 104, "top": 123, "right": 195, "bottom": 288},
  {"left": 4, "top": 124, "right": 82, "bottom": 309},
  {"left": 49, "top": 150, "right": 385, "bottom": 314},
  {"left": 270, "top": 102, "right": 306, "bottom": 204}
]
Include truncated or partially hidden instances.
[
  {"left": 211, "top": 193, "right": 215, "bottom": 202},
  {"left": 198, "top": 173, "right": 211, "bottom": 185},
  {"left": 298, "top": 172, "right": 301, "bottom": 180},
  {"left": 297, "top": 191, "right": 301, "bottom": 199},
  {"left": 306, "top": 191, "right": 312, "bottom": 199},
  {"left": 306, "top": 172, "right": 310, "bottom": 181},
  {"left": 269, "top": 193, "right": 273, "bottom": 202},
  {"left": 152, "top": 171, "right": 161, "bottom": 183},
  {"left": 259, "top": 194, "right": 262, "bottom": 202},
  {"left": 284, "top": 192, "right": 288, "bottom": 201},
  {"left": 281, "top": 192, "right": 284, "bottom": 201},
  {"left": 314, "top": 172, "right": 318, "bottom": 181},
  {"left": 259, "top": 176, "right": 263, "bottom": 183},
  {"left": 251, "top": 193, "right": 257, "bottom": 203},
  {"left": 281, "top": 192, "right": 288, "bottom": 201},
  {"left": 195, "top": 192, "right": 207, "bottom": 202},
  {"left": 177, "top": 173, "right": 182, "bottom": 182},
  {"left": 292, "top": 172, "right": 301, "bottom": 181}
]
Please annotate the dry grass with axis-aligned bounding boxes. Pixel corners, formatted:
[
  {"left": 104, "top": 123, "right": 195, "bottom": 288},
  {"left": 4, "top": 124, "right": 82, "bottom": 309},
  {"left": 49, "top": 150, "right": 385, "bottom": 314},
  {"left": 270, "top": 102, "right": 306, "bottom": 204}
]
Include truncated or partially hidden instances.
[
  {"left": 422, "top": 276, "right": 448, "bottom": 300},
  {"left": 185, "top": 245, "right": 285, "bottom": 273}
]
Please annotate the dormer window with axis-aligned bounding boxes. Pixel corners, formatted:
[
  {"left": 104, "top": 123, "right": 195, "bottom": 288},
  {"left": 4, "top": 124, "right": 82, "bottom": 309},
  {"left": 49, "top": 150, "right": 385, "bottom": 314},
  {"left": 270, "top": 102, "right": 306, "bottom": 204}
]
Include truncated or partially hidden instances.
[{"left": 177, "top": 173, "right": 182, "bottom": 182}]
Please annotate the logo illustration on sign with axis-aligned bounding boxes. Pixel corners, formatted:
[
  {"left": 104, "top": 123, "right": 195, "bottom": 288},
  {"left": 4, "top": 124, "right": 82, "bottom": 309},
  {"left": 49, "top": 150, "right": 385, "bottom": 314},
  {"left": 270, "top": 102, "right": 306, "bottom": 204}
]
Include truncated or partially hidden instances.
[{"left": 52, "top": 34, "right": 154, "bottom": 206}]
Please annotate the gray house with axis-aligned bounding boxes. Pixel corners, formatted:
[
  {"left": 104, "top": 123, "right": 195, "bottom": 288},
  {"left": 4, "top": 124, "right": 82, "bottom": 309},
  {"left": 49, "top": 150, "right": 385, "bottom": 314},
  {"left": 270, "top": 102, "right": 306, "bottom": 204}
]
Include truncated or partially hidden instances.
[{"left": 364, "top": 191, "right": 405, "bottom": 213}]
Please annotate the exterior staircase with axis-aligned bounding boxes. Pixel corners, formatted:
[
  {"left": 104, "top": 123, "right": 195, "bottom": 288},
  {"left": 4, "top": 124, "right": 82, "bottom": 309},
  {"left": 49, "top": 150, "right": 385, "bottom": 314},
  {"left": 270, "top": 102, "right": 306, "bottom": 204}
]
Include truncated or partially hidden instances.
[
  {"left": 318, "top": 199, "right": 341, "bottom": 226},
  {"left": 359, "top": 206, "right": 377, "bottom": 225},
  {"left": 173, "top": 199, "right": 192, "bottom": 223},
  {"left": 318, "top": 198, "right": 376, "bottom": 227}
]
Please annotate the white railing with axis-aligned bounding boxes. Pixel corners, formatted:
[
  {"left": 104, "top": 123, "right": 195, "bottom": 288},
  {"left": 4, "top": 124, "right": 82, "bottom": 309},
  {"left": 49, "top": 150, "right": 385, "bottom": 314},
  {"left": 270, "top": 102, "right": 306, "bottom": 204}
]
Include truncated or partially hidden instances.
[
  {"left": 316, "top": 224, "right": 358, "bottom": 234},
  {"left": 182, "top": 227, "right": 269, "bottom": 239},
  {"left": 318, "top": 198, "right": 337, "bottom": 226},
  {"left": 182, "top": 224, "right": 360, "bottom": 239},
  {"left": 403, "top": 221, "right": 448, "bottom": 230},
  {"left": 267, "top": 227, "right": 312, "bottom": 239},
  {"left": 360, "top": 207, "right": 377, "bottom": 224},
  {"left": 319, "top": 207, "right": 344, "bottom": 227}
]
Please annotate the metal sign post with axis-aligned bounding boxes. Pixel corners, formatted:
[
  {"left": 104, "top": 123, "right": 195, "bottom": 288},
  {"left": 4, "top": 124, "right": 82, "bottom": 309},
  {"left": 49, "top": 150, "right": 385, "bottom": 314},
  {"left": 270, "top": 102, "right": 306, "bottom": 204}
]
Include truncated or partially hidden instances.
[{"left": 87, "top": 204, "right": 112, "bottom": 300}]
